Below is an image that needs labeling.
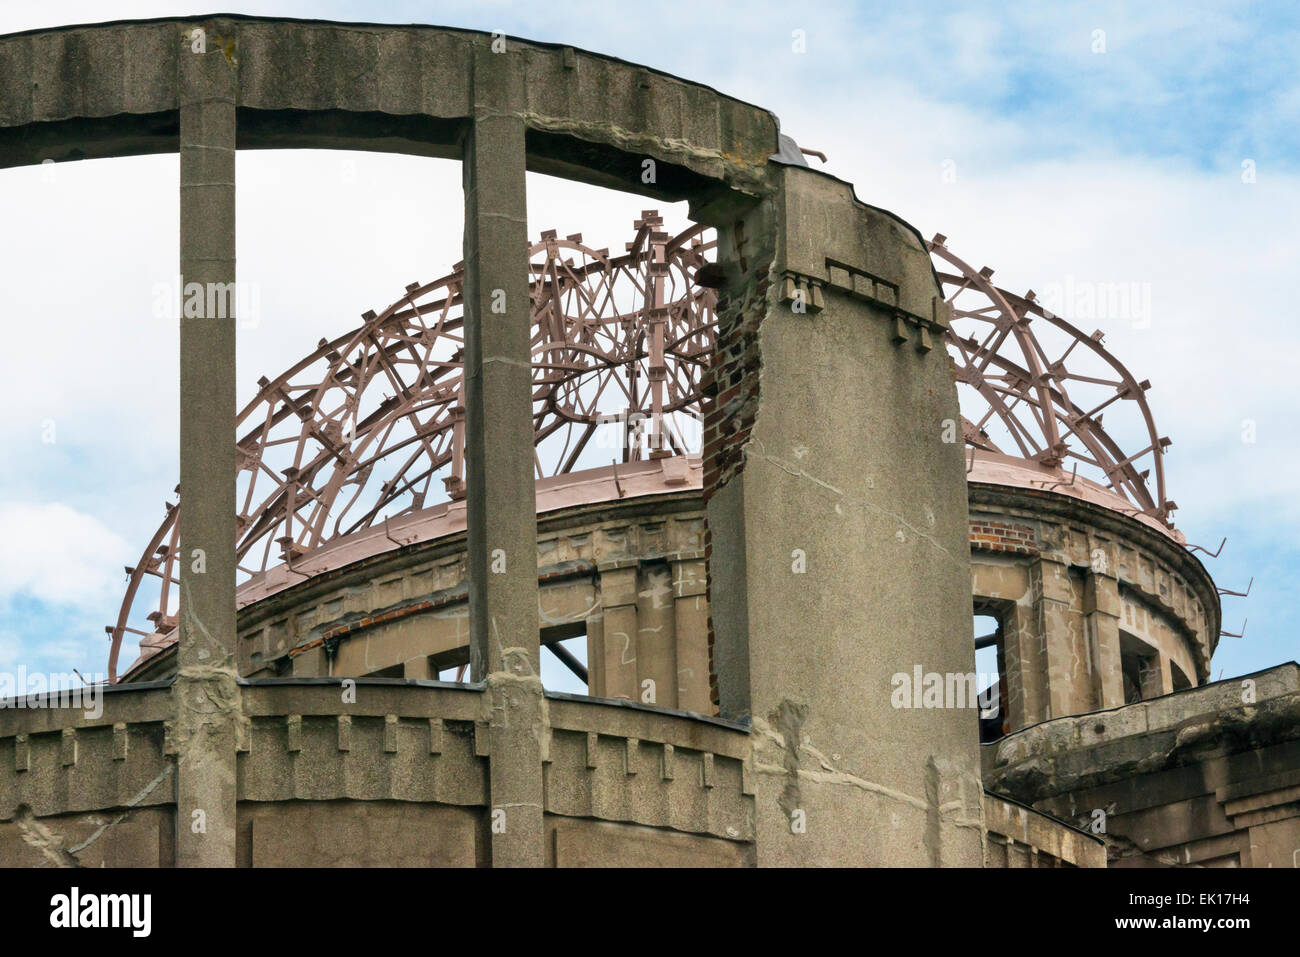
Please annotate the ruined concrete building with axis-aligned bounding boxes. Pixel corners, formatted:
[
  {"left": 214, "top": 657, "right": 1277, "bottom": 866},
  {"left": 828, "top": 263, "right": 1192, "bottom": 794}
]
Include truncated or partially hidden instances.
[{"left": 1, "top": 16, "right": 1296, "bottom": 868}]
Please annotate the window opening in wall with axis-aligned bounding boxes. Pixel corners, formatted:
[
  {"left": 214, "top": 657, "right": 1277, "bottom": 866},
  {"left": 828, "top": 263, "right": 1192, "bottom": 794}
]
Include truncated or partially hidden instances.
[
  {"left": 540, "top": 622, "right": 589, "bottom": 694},
  {"left": 431, "top": 647, "right": 470, "bottom": 683},
  {"left": 1120, "top": 631, "right": 1162, "bottom": 703},
  {"left": 1171, "top": 660, "right": 1193, "bottom": 692},
  {"left": 974, "top": 610, "right": 1007, "bottom": 743}
]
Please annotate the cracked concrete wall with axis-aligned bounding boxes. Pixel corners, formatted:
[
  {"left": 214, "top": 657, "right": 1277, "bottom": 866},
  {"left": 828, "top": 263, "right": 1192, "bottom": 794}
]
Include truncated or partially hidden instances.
[
  {"left": 969, "top": 487, "right": 1217, "bottom": 734},
  {"left": 2, "top": 15, "right": 1184, "bottom": 868},
  {"left": 986, "top": 663, "right": 1300, "bottom": 867},
  {"left": 0, "top": 681, "right": 755, "bottom": 866},
  {"left": 706, "top": 165, "right": 984, "bottom": 866},
  {"left": 0, "top": 17, "right": 778, "bottom": 200},
  {"left": 0, "top": 686, "right": 174, "bottom": 867},
  {"left": 983, "top": 792, "right": 1105, "bottom": 867}
]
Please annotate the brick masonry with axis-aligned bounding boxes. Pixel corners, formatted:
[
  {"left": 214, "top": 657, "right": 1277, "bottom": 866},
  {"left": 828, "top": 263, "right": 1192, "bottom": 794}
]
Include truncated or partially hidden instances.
[
  {"left": 969, "top": 520, "right": 1038, "bottom": 556},
  {"left": 701, "top": 249, "right": 774, "bottom": 710}
]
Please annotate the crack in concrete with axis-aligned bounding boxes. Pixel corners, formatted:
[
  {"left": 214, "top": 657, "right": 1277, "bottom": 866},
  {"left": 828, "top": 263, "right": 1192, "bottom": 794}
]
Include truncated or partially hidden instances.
[
  {"left": 751, "top": 710, "right": 931, "bottom": 814},
  {"left": 67, "top": 765, "right": 175, "bottom": 857},
  {"left": 14, "top": 805, "right": 81, "bottom": 868},
  {"left": 513, "top": 111, "right": 772, "bottom": 196},
  {"left": 482, "top": 640, "right": 549, "bottom": 752},
  {"left": 744, "top": 436, "right": 967, "bottom": 572},
  {"left": 174, "top": 580, "right": 246, "bottom": 751}
]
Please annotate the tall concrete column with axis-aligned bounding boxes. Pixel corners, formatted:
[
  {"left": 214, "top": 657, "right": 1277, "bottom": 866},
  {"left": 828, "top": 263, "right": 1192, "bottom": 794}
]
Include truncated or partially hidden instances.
[
  {"left": 174, "top": 25, "right": 240, "bottom": 868},
  {"left": 705, "top": 165, "right": 983, "bottom": 866},
  {"left": 462, "top": 44, "right": 544, "bottom": 867}
]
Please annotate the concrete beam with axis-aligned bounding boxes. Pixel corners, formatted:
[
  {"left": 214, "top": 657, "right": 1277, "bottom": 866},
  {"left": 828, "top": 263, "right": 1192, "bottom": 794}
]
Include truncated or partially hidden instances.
[{"left": 0, "top": 18, "right": 779, "bottom": 204}]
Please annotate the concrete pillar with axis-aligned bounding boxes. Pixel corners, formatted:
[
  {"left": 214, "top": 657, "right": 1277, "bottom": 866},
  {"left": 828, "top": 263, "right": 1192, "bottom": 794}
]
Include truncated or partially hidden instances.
[
  {"left": 636, "top": 562, "right": 677, "bottom": 709},
  {"left": 1084, "top": 567, "right": 1125, "bottom": 709},
  {"left": 585, "top": 612, "right": 604, "bottom": 697},
  {"left": 1034, "top": 556, "right": 1076, "bottom": 720},
  {"left": 1152, "top": 653, "right": 1173, "bottom": 697},
  {"left": 1003, "top": 599, "right": 1046, "bottom": 728},
  {"left": 403, "top": 656, "right": 434, "bottom": 680},
  {"left": 173, "top": 28, "right": 240, "bottom": 868},
  {"left": 462, "top": 44, "right": 544, "bottom": 867},
  {"left": 593, "top": 564, "right": 638, "bottom": 700},
  {"left": 671, "top": 557, "right": 712, "bottom": 714},
  {"left": 705, "top": 165, "right": 983, "bottom": 866}
]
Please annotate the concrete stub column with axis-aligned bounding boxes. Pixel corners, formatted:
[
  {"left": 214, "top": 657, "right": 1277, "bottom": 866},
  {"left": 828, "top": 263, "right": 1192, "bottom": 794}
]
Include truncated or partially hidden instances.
[
  {"left": 705, "top": 164, "right": 983, "bottom": 865},
  {"left": 462, "top": 43, "right": 545, "bottom": 867},
  {"left": 174, "top": 23, "right": 241, "bottom": 868},
  {"left": 592, "top": 564, "right": 639, "bottom": 700},
  {"left": 1002, "top": 599, "right": 1046, "bottom": 728},
  {"left": 1034, "top": 556, "right": 1077, "bottom": 719},
  {"left": 1084, "top": 562, "right": 1125, "bottom": 709},
  {"left": 636, "top": 563, "right": 677, "bottom": 709},
  {"left": 671, "top": 557, "right": 712, "bottom": 714}
]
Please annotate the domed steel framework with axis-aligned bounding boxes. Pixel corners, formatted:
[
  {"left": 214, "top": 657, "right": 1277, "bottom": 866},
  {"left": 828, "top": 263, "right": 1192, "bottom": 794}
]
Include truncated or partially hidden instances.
[
  {"left": 108, "top": 222, "right": 1175, "bottom": 681},
  {"left": 109, "top": 214, "right": 715, "bottom": 680},
  {"left": 928, "top": 233, "right": 1173, "bottom": 527}
]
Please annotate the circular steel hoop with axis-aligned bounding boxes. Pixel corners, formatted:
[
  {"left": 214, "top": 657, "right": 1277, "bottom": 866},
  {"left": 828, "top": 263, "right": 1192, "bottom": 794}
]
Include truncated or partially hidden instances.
[
  {"left": 928, "top": 236, "right": 1170, "bottom": 523},
  {"left": 108, "top": 214, "right": 715, "bottom": 681},
  {"left": 108, "top": 227, "right": 1173, "bottom": 681}
]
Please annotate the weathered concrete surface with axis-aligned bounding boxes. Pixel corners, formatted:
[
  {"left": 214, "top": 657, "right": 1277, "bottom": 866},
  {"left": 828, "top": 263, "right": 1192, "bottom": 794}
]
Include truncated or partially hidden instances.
[
  {"left": 0, "top": 16, "right": 778, "bottom": 203},
  {"left": 984, "top": 792, "right": 1106, "bottom": 867},
  {"left": 0, "top": 808, "right": 173, "bottom": 867},
  {"left": 706, "top": 164, "right": 983, "bottom": 866},
  {"left": 549, "top": 817, "right": 751, "bottom": 867},
  {"left": 8, "top": 15, "right": 1237, "bottom": 868},
  {"left": 244, "top": 801, "right": 480, "bottom": 867},
  {"left": 0, "top": 14, "right": 778, "bottom": 869},
  {"left": 174, "top": 34, "right": 240, "bottom": 868},
  {"left": 0, "top": 685, "right": 174, "bottom": 867},
  {"left": 987, "top": 663, "right": 1300, "bottom": 866},
  {"left": 460, "top": 44, "right": 546, "bottom": 868},
  {"left": 0, "top": 681, "right": 756, "bottom": 867},
  {"left": 969, "top": 478, "right": 1218, "bottom": 733}
]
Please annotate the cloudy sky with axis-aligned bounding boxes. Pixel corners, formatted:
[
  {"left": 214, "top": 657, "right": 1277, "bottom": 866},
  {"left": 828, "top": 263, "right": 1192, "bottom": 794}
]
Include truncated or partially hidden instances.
[{"left": 0, "top": 1, "right": 1295, "bottom": 690}]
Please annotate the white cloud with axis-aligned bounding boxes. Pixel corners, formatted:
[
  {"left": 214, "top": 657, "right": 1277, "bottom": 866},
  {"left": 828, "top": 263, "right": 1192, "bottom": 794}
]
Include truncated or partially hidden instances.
[
  {"left": 0, "top": 502, "right": 131, "bottom": 607},
  {"left": 0, "top": 0, "right": 1296, "bottom": 678}
]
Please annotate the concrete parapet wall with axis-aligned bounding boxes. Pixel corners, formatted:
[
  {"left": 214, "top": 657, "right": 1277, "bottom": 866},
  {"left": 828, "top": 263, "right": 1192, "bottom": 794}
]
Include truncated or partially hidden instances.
[
  {"left": 984, "top": 791, "right": 1106, "bottom": 867},
  {"left": 987, "top": 663, "right": 1300, "bottom": 867},
  {"left": 0, "top": 680, "right": 752, "bottom": 866},
  {"left": 969, "top": 480, "right": 1219, "bottom": 734}
]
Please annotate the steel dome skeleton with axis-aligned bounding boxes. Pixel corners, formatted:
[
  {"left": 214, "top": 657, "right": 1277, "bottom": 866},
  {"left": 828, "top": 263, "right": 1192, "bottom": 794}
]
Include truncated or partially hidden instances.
[
  {"left": 929, "top": 234, "right": 1172, "bottom": 524},
  {"left": 108, "top": 223, "right": 1174, "bottom": 681}
]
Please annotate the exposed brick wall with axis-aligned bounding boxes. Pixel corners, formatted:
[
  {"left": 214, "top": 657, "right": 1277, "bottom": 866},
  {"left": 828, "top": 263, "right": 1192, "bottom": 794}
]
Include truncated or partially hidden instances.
[
  {"left": 701, "top": 280, "right": 769, "bottom": 502},
  {"left": 702, "top": 251, "right": 774, "bottom": 712},
  {"left": 704, "top": 524, "right": 717, "bottom": 709},
  {"left": 969, "top": 520, "right": 1038, "bottom": 556}
]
